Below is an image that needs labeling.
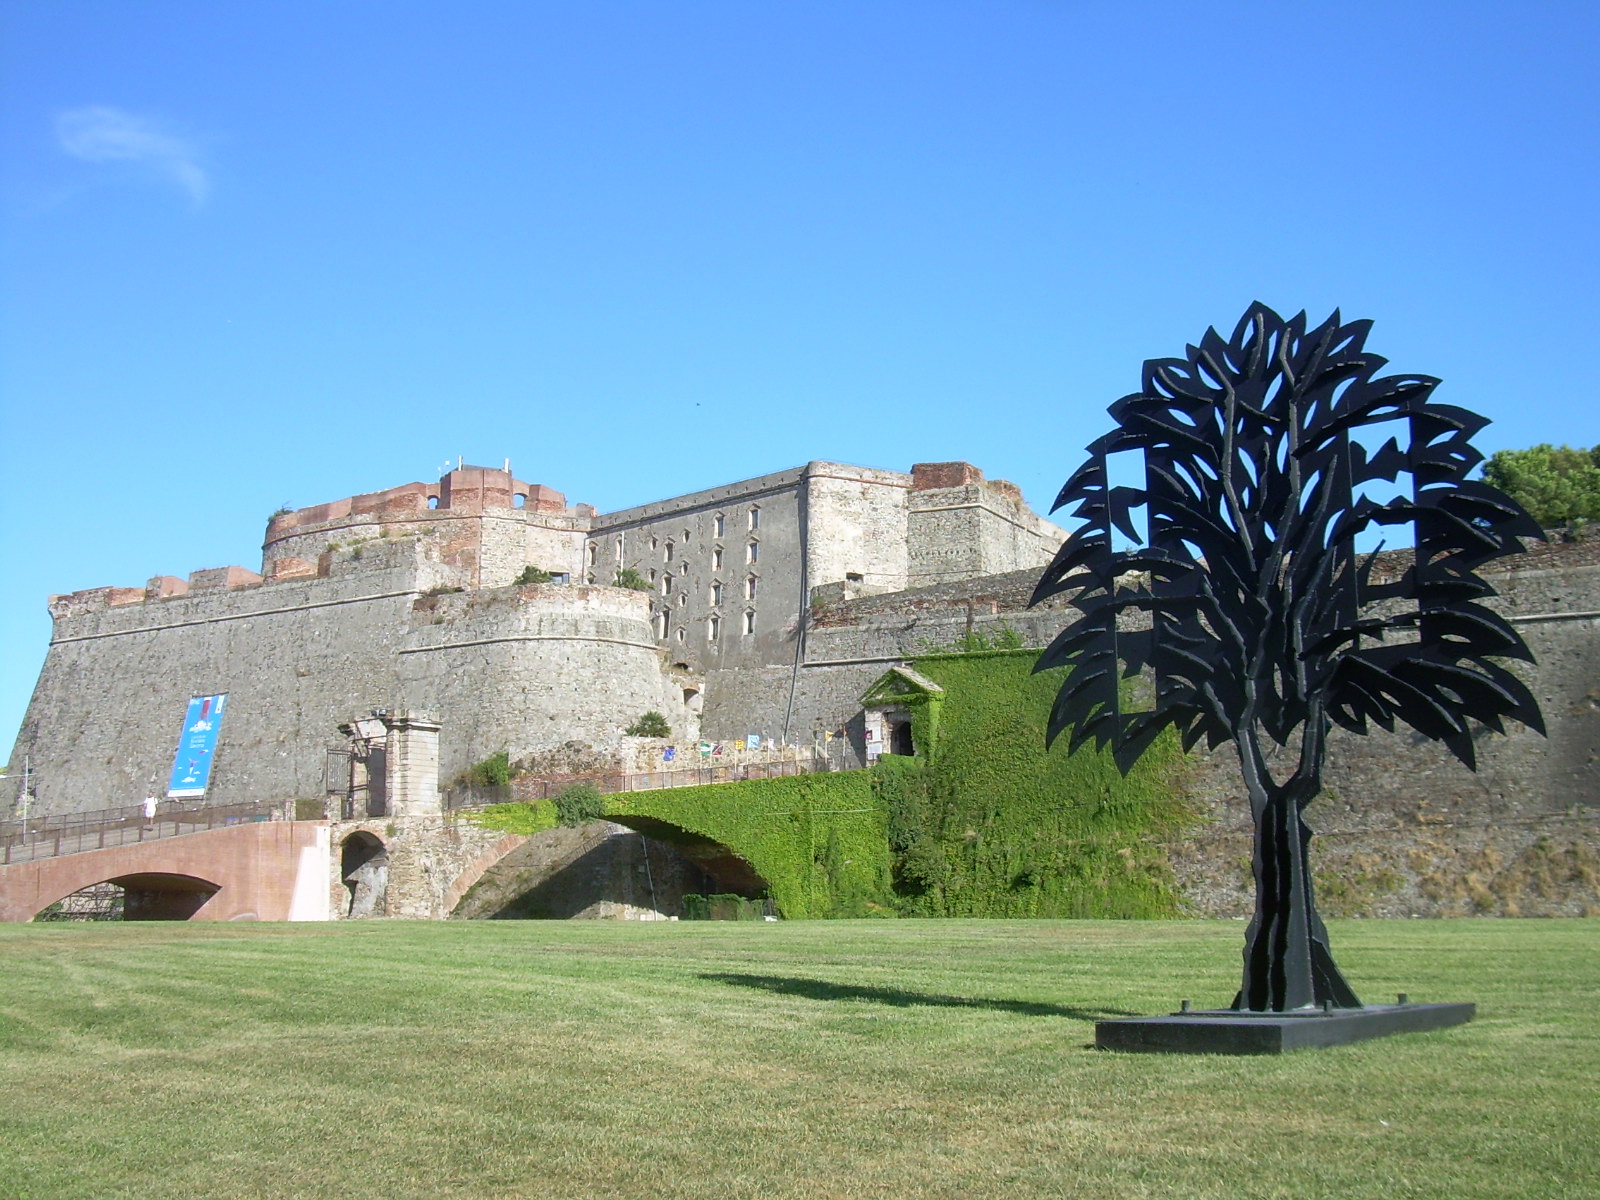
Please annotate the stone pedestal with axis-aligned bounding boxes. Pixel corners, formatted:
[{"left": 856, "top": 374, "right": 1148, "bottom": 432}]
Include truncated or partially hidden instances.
[{"left": 1095, "top": 1002, "right": 1475, "bottom": 1055}]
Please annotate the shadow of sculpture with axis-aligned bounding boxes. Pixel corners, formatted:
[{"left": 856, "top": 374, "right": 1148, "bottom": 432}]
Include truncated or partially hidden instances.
[{"left": 702, "top": 971, "right": 1139, "bottom": 1020}]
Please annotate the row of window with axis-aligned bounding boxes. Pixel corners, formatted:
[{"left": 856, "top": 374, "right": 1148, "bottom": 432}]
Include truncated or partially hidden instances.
[
  {"left": 655, "top": 610, "right": 757, "bottom": 642},
  {"left": 654, "top": 575, "right": 757, "bottom": 602},
  {"left": 589, "top": 507, "right": 762, "bottom": 568}
]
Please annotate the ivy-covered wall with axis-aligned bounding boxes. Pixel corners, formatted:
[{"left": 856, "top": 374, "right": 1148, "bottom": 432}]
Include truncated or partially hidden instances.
[
  {"left": 469, "top": 649, "right": 1190, "bottom": 919},
  {"left": 879, "top": 650, "right": 1189, "bottom": 918}
]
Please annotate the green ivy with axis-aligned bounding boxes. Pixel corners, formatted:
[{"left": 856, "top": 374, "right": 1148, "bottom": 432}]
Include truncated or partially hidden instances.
[
  {"left": 466, "top": 750, "right": 512, "bottom": 788},
  {"left": 464, "top": 651, "right": 1190, "bottom": 921},
  {"left": 603, "top": 772, "right": 894, "bottom": 920},
  {"left": 465, "top": 798, "right": 559, "bottom": 835},
  {"left": 883, "top": 651, "right": 1191, "bottom": 918}
]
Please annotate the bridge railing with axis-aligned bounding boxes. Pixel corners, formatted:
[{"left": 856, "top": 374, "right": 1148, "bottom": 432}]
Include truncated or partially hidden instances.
[
  {"left": 444, "top": 751, "right": 834, "bottom": 811},
  {"left": 0, "top": 799, "right": 286, "bottom": 866}
]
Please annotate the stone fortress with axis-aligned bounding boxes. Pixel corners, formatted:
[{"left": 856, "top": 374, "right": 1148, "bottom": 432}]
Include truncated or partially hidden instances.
[
  {"left": 12, "top": 459, "right": 1067, "bottom": 817},
  {"left": 7, "top": 455, "right": 1598, "bottom": 925}
]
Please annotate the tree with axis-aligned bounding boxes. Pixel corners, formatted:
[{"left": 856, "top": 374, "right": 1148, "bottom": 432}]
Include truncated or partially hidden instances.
[
  {"left": 1481, "top": 443, "right": 1600, "bottom": 533},
  {"left": 625, "top": 711, "right": 672, "bottom": 738},
  {"left": 1032, "top": 303, "right": 1544, "bottom": 1012},
  {"left": 614, "top": 568, "right": 652, "bottom": 591},
  {"left": 514, "top": 566, "right": 553, "bottom": 585}
]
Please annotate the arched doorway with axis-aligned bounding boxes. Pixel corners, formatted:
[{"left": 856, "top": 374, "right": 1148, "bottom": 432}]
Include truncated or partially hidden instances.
[
  {"left": 341, "top": 832, "right": 389, "bottom": 918},
  {"left": 450, "top": 819, "right": 771, "bottom": 921}
]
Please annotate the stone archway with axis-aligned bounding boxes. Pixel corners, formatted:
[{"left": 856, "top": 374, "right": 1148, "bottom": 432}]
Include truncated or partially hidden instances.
[
  {"left": 449, "top": 819, "right": 771, "bottom": 921},
  {"left": 340, "top": 831, "right": 389, "bottom": 918}
]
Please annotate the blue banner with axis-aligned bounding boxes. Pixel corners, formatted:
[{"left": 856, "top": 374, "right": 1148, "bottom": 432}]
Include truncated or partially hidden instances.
[{"left": 167, "top": 694, "right": 228, "bottom": 798}]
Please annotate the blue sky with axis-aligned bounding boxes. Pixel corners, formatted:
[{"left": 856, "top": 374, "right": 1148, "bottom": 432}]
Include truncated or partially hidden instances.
[{"left": 3, "top": 1, "right": 1597, "bottom": 760}]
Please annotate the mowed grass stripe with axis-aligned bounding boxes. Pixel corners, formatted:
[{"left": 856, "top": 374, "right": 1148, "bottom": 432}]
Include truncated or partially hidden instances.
[{"left": 1, "top": 919, "right": 1595, "bottom": 1200}]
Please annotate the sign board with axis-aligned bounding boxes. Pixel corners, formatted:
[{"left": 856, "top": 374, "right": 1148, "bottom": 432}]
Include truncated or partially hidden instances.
[{"left": 167, "top": 694, "right": 228, "bottom": 798}]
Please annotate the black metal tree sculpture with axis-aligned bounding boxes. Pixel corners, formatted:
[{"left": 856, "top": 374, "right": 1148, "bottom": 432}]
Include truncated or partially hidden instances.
[{"left": 1032, "top": 303, "right": 1543, "bottom": 1042}]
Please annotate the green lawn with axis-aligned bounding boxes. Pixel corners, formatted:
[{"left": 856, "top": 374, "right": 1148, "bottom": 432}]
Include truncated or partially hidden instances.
[{"left": 1, "top": 919, "right": 1595, "bottom": 1200}]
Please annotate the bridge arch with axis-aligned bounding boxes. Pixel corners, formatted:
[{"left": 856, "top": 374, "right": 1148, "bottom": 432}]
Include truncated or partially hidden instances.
[
  {"left": 0, "top": 822, "right": 330, "bottom": 923},
  {"left": 447, "top": 818, "right": 770, "bottom": 921},
  {"left": 65, "top": 872, "right": 222, "bottom": 921}
]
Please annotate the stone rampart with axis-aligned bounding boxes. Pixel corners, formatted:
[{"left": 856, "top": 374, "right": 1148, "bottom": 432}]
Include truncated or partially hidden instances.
[{"left": 13, "top": 537, "right": 690, "bottom": 817}]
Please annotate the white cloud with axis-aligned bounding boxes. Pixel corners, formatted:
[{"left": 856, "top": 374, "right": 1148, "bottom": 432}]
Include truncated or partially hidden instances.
[{"left": 56, "top": 107, "right": 210, "bottom": 204}]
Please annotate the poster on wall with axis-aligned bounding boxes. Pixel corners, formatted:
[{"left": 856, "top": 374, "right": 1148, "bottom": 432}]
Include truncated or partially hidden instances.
[{"left": 166, "top": 694, "right": 228, "bottom": 798}]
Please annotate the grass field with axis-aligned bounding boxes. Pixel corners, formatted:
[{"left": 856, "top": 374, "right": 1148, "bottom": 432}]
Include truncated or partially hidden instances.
[{"left": 1, "top": 919, "right": 1596, "bottom": 1200}]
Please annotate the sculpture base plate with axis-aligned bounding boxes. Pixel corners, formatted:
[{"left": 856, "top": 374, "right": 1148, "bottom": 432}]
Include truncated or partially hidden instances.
[{"left": 1095, "top": 1003, "right": 1475, "bottom": 1055}]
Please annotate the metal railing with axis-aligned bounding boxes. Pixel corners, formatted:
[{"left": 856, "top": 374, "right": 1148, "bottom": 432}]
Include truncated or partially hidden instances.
[{"left": 1, "top": 799, "right": 285, "bottom": 865}]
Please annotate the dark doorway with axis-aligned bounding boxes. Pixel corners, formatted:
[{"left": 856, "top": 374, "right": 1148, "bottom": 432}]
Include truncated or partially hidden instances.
[
  {"left": 889, "top": 721, "right": 915, "bottom": 756},
  {"left": 341, "top": 832, "right": 389, "bottom": 918}
]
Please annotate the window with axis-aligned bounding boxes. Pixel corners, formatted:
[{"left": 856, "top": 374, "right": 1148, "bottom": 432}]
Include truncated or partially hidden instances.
[
  {"left": 587, "top": 574, "right": 596, "bottom": 584},
  {"left": 649, "top": 568, "right": 657, "bottom": 582},
  {"left": 749, "top": 506, "right": 760, "bottom": 530},
  {"left": 712, "top": 546, "right": 724, "bottom": 570},
  {"left": 677, "top": 591, "right": 687, "bottom": 607},
  {"left": 651, "top": 536, "right": 658, "bottom": 551},
  {"left": 746, "top": 575, "right": 758, "bottom": 600},
  {"left": 661, "top": 572, "right": 673, "bottom": 594},
  {"left": 656, "top": 611, "right": 670, "bottom": 639},
  {"left": 683, "top": 528, "right": 691, "bottom": 544},
  {"left": 747, "top": 540, "right": 759, "bottom": 564},
  {"left": 587, "top": 543, "right": 597, "bottom": 566},
  {"left": 743, "top": 610, "right": 756, "bottom": 635},
  {"left": 714, "top": 513, "right": 725, "bottom": 538},
  {"left": 711, "top": 581, "right": 723, "bottom": 606},
  {"left": 665, "top": 541, "right": 674, "bottom": 562},
  {"left": 676, "top": 627, "right": 686, "bottom": 643},
  {"left": 615, "top": 537, "right": 623, "bottom": 563},
  {"left": 846, "top": 572, "right": 863, "bottom": 583},
  {"left": 708, "top": 614, "right": 720, "bottom": 642}
]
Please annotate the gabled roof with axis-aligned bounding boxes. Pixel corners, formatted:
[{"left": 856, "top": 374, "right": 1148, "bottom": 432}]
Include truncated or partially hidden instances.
[{"left": 861, "top": 665, "right": 945, "bottom": 706}]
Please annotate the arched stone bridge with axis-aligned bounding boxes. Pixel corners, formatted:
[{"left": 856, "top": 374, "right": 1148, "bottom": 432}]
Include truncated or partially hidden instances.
[{"left": 0, "top": 822, "right": 331, "bottom": 922}]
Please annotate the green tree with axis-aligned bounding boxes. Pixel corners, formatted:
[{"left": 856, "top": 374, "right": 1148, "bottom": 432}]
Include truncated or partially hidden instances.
[
  {"left": 1482, "top": 444, "right": 1600, "bottom": 532},
  {"left": 466, "top": 750, "right": 512, "bottom": 787},
  {"left": 613, "top": 568, "right": 651, "bottom": 591},
  {"left": 514, "top": 566, "right": 553, "bottom": 585},
  {"left": 625, "top": 711, "right": 672, "bottom": 737},
  {"left": 554, "top": 783, "right": 605, "bottom": 826}
]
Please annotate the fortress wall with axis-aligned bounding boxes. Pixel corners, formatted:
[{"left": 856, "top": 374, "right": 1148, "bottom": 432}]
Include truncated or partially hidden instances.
[
  {"left": 781, "top": 551, "right": 1600, "bottom": 917},
  {"left": 397, "top": 583, "right": 686, "bottom": 780},
  {"left": 805, "top": 467, "right": 911, "bottom": 595},
  {"left": 12, "top": 544, "right": 684, "bottom": 817},
  {"left": 1172, "top": 562, "right": 1600, "bottom": 917},
  {"left": 14, "top": 556, "right": 436, "bottom": 816},
  {"left": 906, "top": 482, "right": 1065, "bottom": 586},
  {"left": 591, "top": 465, "right": 813, "bottom": 673}
]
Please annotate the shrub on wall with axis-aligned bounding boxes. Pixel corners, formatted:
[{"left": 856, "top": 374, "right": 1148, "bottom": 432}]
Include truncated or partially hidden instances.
[
  {"left": 514, "top": 566, "right": 553, "bottom": 585},
  {"left": 614, "top": 568, "right": 651, "bottom": 591},
  {"left": 625, "top": 711, "right": 672, "bottom": 737},
  {"left": 466, "top": 750, "right": 512, "bottom": 788},
  {"left": 554, "top": 783, "right": 605, "bottom": 826}
]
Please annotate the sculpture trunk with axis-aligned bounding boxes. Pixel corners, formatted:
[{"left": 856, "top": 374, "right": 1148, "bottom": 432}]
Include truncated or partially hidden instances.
[{"left": 1235, "top": 731, "right": 1362, "bottom": 1012}]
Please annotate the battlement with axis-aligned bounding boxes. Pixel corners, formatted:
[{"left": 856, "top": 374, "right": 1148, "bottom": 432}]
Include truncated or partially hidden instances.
[
  {"left": 265, "top": 465, "right": 572, "bottom": 542},
  {"left": 910, "top": 461, "right": 1025, "bottom": 507}
]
